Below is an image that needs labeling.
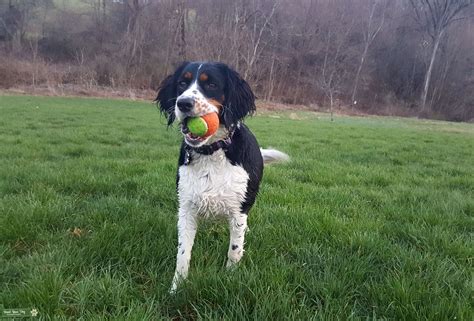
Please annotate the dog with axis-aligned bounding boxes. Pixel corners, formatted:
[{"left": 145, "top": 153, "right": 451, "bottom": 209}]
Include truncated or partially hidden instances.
[{"left": 156, "top": 61, "right": 288, "bottom": 292}]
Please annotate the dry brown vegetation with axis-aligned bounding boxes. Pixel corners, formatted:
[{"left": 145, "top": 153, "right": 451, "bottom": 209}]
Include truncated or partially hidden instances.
[{"left": 1, "top": 0, "right": 473, "bottom": 121}]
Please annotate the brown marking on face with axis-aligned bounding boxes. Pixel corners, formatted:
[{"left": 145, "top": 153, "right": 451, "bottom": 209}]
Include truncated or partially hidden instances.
[
  {"left": 194, "top": 97, "right": 217, "bottom": 115},
  {"left": 194, "top": 99, "right": 206, "bottom": 114},
  {"left": 208, "top": 98, "right": 223, "bottom": 109},
  {"left": 184, "top": 72, "right": 193, "bottom": 79},
  {"left": 199, "top": 73, "right": 208, "bottom": 82},
  {"left": 196, "top": 101, "right": 204, "bottom": 113}
]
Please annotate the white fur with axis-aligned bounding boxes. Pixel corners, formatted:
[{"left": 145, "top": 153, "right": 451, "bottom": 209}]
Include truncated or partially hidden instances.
[
  {"left": 226, "top": 213, "right": 247, "bottom": 268},
  {"left": 174, "top": 81, "right": 219, "bottom": 123},
  {"left": 174, "top": 80, "right": 221, "bottom": 148},
  {"left": 260, "top": 148, "right": 290, "bottom": 164},
  {"left": 178, "top": 150, "right": 249, "bottom": 217},
  {"left": 170, "top": 149, "right": 249, "bottom": 292}
]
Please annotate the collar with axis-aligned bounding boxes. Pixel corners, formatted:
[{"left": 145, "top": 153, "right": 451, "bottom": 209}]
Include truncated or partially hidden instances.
[{"left": 183, "top": 124, "right": 237, "bottom": 165}]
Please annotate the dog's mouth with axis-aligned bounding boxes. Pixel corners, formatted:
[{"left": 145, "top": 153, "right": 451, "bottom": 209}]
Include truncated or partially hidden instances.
[{"left": 181, "top": 120, "right": 206, "bottom": 145}]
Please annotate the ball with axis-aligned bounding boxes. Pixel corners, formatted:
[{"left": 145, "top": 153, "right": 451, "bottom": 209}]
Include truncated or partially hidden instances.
[
  {"left": 187, "top": 112, "right": 220, "bottom": 137},
  {"left": 187, "top": 117, "right": 208, "bottom": 136}
]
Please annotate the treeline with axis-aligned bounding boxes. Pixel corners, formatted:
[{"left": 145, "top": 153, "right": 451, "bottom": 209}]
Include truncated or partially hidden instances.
[{"left": 0, "top": 0, "right": 473, "bottom": 121}]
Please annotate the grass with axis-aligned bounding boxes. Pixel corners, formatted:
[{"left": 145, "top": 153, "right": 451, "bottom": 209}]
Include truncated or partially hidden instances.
[{"left": 0, "top": 95, "right": 472, "bottom": 320}]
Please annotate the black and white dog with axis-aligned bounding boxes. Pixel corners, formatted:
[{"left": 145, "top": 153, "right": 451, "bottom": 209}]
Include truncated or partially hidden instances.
[{"left": 156, "top": 62, "right": 288, "bottom": 292}]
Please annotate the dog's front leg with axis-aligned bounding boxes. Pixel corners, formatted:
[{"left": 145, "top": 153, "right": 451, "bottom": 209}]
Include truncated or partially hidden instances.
[
  {"left": 226, "top": 213, "right": 248, "bottom": 268},
  {"left": 170, "top": 205, "right": 198, "bottom": 293}
]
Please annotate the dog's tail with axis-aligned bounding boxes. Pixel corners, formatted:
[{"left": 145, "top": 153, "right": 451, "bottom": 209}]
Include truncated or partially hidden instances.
[{"left": 260, "top": 148, "right": 290, "bottom": 165}]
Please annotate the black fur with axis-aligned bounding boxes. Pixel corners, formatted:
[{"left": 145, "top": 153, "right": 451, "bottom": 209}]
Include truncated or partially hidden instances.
[
  {"left": 223, "top": 124, "right": 263, "bottom": 214},
  {"left": 217, "top": 63, "right": 256, "bottom": 129},
  {"left": 176, "top": 124, "right": 264, "bottom": 214},
  {"left": 155, "top": 61, "right": 189, "bottom": 126},
  {"left": 158, "top": 61, "right": 263, "bottom": 215},
  {"left": 156, "top": 62, "right": 255, "bottom": 129},
  {"left": 158, "top": 62, "right": 287, "bottom": 290}
]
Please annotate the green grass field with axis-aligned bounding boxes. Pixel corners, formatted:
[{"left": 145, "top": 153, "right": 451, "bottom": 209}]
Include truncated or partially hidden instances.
[{"left": 0, "top": 95, "right": 472, "bottom": 320}]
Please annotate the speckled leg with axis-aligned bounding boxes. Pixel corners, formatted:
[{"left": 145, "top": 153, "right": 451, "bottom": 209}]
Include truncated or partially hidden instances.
[
  {"left": 170, "top": 205, "right": 198, "bottom": 293},
  {"left": 226, "top": 213, "right": 248, "bottom": 268}
]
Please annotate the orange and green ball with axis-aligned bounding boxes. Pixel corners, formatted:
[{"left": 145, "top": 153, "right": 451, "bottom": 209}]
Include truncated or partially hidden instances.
[{"left": 186, "top": 112, "right": 220, "bottom": 137}]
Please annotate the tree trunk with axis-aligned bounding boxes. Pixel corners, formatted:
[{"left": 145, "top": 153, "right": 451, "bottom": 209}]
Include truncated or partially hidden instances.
[
  {"left": 178, "top": 1, "right": 186, "bottom": 61},
  {"left": 329, "top": 90, "right": 334, "bottom": 122},
  {"left": 265, "top": 55, "right": 276, "bottom": 101},
  {"left": 292, "top": 66, "right": 303, "bottom": 104},
  {"left": 421, "top": 31, "right": 443, "bottom": 112},
  {"left": 351, "top": 42, "right": 369, "bottom": 104}
]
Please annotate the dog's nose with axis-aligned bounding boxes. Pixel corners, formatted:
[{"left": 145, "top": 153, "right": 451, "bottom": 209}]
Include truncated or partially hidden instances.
[{"left": 177, "top": 97, "right": 194, "bottom": 113}]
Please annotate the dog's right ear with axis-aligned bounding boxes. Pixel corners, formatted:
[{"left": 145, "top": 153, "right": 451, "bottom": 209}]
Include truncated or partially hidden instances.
[{"left": 155, "top": 62, "right": 189, "bottom": 126}]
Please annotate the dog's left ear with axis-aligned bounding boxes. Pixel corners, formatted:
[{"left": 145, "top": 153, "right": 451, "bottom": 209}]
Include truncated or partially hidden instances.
[
  {"left": 155, "top": 62, "right": 189, "bottom": 126},
  {"left": 220, "top": 64, "right": 256, "bottom": 128}
]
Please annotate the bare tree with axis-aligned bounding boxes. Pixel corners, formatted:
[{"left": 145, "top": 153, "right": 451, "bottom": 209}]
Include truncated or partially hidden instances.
[
  {"left": 1, "top": 0, "right": 474, "bottom": 121},
  {"left": 351, "top": 0, "right": 386, "bottom": 105},
  {"left": 318, "top": 10, "right": 354, "bottom": 121},
  {"left": 29, "top": 38, "right": 39, "bottom": 88},
  {"left": 241, "top": 1, "right": 278, "bottom": 80},
  {"left": 409, "top": 0, "right": 473, "bottom": 112},
  {"left": 177, "top": 0, "right": 186, "bottom": 61},
  {"left": 289, "top": 0, "right": 319, "bottom": 105},
  {"left": 120, "top": 0, "right": 149, "bottom": 86},
  {"left": 84, "top": 0, "right": 107, "bottom": 45}
]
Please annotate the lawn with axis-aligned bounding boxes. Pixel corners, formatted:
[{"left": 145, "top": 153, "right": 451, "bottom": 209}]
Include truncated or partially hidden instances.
[{"left": 0, "top": 95, "right": 472, "bottom": 320}]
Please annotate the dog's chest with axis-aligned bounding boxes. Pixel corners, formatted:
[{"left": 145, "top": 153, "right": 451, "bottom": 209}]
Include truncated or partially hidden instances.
[{"left": 178, "top": 150, "right": 249, "bottom": 217}]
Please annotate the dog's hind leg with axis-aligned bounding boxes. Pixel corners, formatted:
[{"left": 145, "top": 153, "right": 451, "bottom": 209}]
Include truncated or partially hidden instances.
[
  {"left": 226, "top": 213, "right": 248, "bottom": 268},
  {"left": 170, "top": 205, "right": 198, "bottom": 293}
]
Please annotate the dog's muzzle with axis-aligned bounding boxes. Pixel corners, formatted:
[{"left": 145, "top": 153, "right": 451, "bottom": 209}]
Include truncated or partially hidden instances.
[{"left": 176, "top": 97, "right": 194, "bottom": 113}]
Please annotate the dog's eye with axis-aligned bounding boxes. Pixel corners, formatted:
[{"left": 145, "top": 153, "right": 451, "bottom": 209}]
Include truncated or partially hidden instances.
[
  {"left": 178, "top": 81, "right": 188, "bottom": 87},
  {"left": 206, "top": 83, "right": 217, "bottom": 90}
]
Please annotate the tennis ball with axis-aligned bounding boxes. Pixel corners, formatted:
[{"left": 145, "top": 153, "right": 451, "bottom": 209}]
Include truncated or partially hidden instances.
[
  {"left": 201, "top": 112, "right": 219, "bottom": 137},
  {"left": 187, "top": 117, "right": 208, "bottom": 136},
  {"left": 187, "top": 112, "right": 220, "bottom": 137}
]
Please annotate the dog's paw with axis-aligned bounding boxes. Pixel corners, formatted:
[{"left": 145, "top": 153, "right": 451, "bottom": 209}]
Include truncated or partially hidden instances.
[
  {"left": 169, "top": 285, "right": 177, "bottom": 295},
  {"left": 169, "top": 279, "right": 181, "bottom": 294},
  {"left": 169, "top": 273, "right": 184, "bottom": 294},
  {"left": 226, "top": 259, "right": 239, "bottom": 270}
]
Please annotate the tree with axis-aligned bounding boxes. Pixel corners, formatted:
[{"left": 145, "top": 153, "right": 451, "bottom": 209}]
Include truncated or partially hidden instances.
[
  {"left": 351, "top": 0, "right": 386, "bottom": 105},
  {"left": 317, "top": 5, "right": 354, "bottom": 121},
  {"left": 409, "top": 0, "right": 473, "bottom": 112},
  {"left": 241, "top": 0, "right": 279, "bottom": 80},
  {"left": 1, "top": 0, "right": 474, "bottom": 121}
]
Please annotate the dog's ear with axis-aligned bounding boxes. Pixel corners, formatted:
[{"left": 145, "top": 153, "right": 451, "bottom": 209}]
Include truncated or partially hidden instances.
[
  {"left": 220, "top": 64, "right": 256, "bottom": 128},
  {"left": 155, "top": 62, "right": 189, "bottom": 126}
]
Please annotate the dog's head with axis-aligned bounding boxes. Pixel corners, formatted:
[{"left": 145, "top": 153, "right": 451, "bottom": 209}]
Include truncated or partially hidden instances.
[{"left": 156, "top": 62, "right": 255, "bottom": 147}]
